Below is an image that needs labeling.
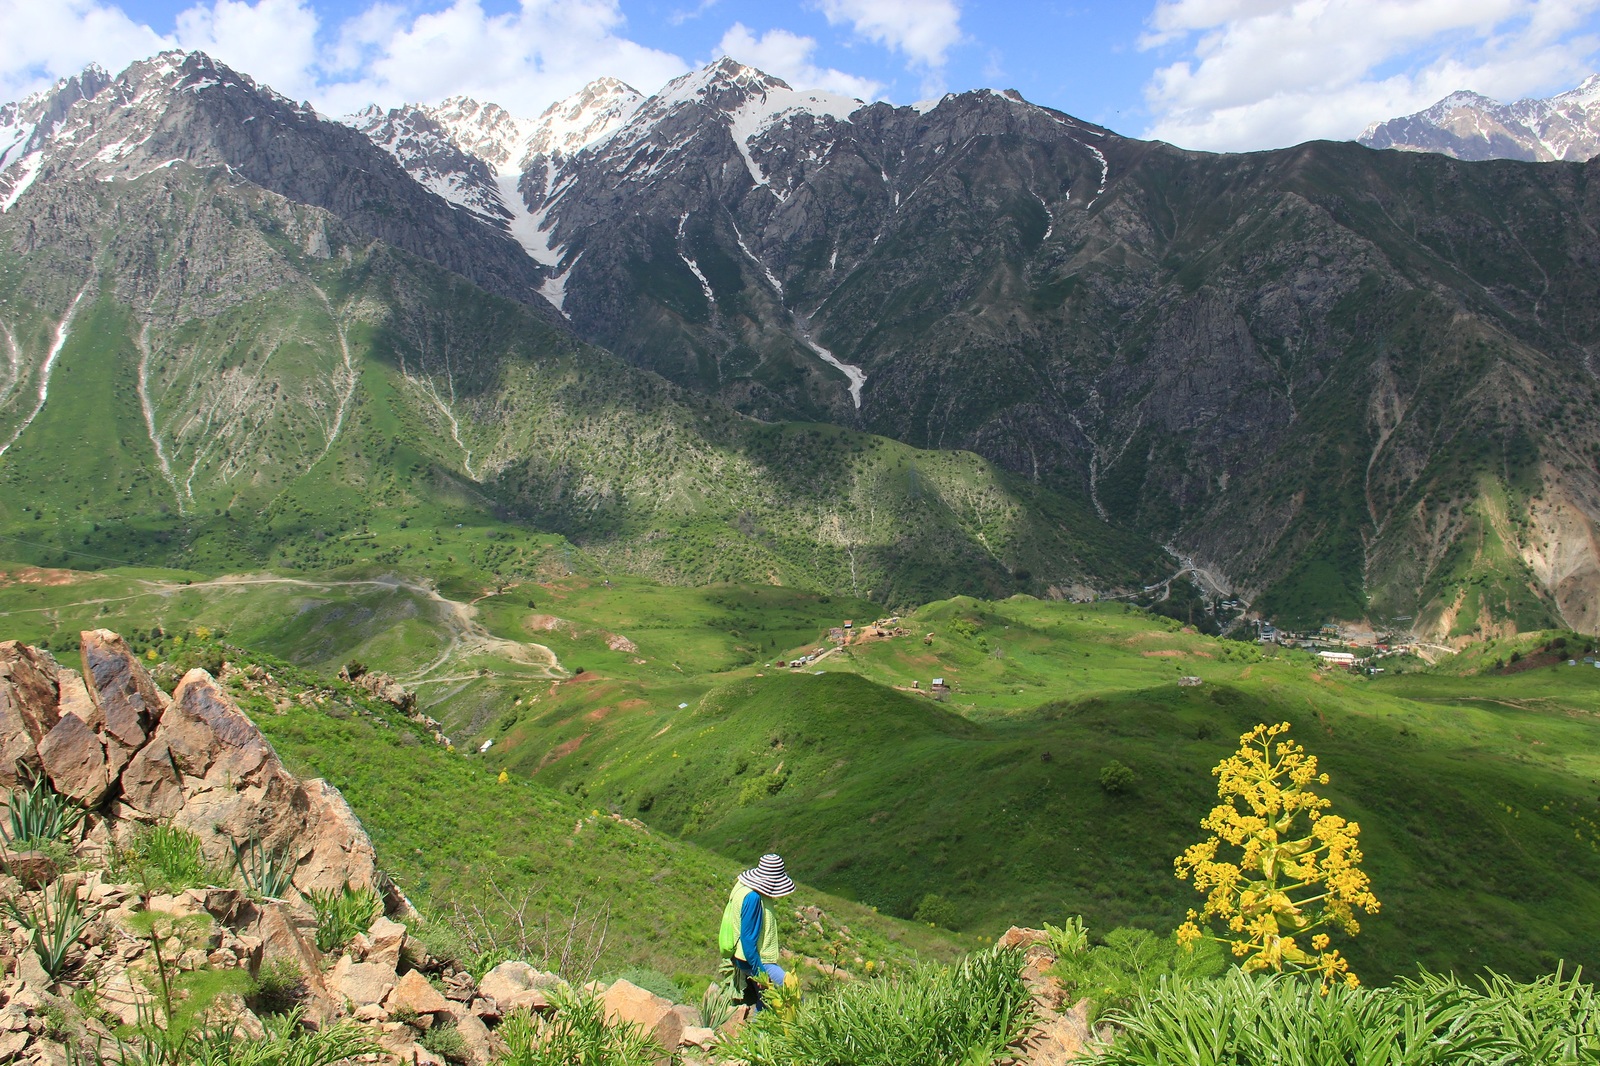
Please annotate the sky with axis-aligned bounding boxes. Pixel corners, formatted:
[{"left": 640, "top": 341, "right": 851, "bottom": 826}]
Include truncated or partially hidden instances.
[{"left": 3, "top": 0, "right": 1599, "bottom": 152}]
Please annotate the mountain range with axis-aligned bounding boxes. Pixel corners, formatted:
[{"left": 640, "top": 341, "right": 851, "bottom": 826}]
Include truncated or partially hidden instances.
[
  {"left": 1360, "top": 75, "right": 1600, "bottom": 162},
  {"left": 2, "top": 50, "right": 1599, "bottom": 638}
]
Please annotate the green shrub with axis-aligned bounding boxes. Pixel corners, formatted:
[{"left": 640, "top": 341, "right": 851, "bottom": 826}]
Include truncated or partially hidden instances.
[
  {"left": 1052, "top": 927, "right": 1224, "bottom": 1021},
  {"left": 305, "top": 884, "right": 382, "bottom": 954},
  {"left": 700, "top": 980, "right": 736, "bottom": 1031},
  {"left": 1089, "top": 967, "right": 1600, "bottom": 1066},
  {"left": 721, "top": 946, "right": 1033, "bottom": 1066},
  {"left": 119, "top": 825, "right": 222, "bottom": 893},
  {"left": 3, "top": 774, "right": 85, "bottom": 848},
  {"left": 420, "top": 1021, "right": 467, "bottom": 1063},
  {"left": 601, "top": 968, "right": 685, "bottom": 1003},
  {"left": 912, "top": 893, "right": 960, "bottom": 929},
  {"left": 1098, "top": 761, "right": 1137, "bottom": 794},
  {"left": 495, "top": 993, "right": 663, "bottom": 1066},
  {"left": 231, "top": 835, "right": 294, "bottom": 900},
  {"left": 246, "top": 958, "right": 305, "bottom": 1017}
]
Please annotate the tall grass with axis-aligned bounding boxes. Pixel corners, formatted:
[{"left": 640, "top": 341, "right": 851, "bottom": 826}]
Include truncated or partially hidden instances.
[
  {"left": 3, "top": 774, "right": 85, "bottom": 848},
  {"left": 305, "top": 884, "right": 382, "bottom": 954},
  {"left": 1089, "top": 968, "right": 1600, "bottom": 1066},
  {"left": 7, "top": 879, "right": 87, "bottom": 981},
  {"left": 494, "top": 993, "right": 663, "bottom": 1066},
  {"left": 721, "top": 946, "right": 1034, "bottom": 1066}
]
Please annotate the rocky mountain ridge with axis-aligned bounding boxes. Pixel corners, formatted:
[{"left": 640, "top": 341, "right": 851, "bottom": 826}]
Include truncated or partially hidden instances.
[
  {"left": 2, "top": 50, "right": 1599, "bottom": 635},
  {"left": 1359, "top": 75, "right": 1600, "bottom": 161}
]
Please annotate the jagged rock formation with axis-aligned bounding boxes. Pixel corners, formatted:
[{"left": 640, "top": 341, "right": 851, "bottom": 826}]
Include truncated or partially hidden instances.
[
  {"left": 1, "top": 632, "right": 375, "bottom": 892},
  {"left": 1360, "top": 76, "right": 1600, "bottom": 161}
]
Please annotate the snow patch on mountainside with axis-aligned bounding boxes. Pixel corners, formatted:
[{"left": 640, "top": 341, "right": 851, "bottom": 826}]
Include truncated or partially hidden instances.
[{"left": 1361, "top": 74, "right": 1600, "bottom": 161}]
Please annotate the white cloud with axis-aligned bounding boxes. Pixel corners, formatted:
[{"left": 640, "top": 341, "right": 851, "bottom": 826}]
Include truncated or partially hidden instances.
[
  {"left": 717, "top": 23, "right": 884, "bottom": 98},
  {"left": 175, "top": 0, "right": 322, "bottom": 103},
  {"left": 814, "top": 0, "right": 963, "bottom": 93},
  {"left": 1140, "top": 0, "right": 1600, "bottom": 151},
  {"left": 0, "top": 0, "right": 169, "bottom": 102},
  {"left": 320, "top": 0, "right": 688, "bottom": 116},
  {"left": 0, "top": 0, "right": 691, "bottom": 121}
]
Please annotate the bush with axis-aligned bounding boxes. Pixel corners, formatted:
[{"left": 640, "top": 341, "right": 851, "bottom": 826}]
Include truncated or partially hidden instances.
[
  {"left": 3, "top": 774, "right": 85, "bottom": 848},
  {"left": 119, "top": 825, "right": 223, "bottom": 893},
  {"left": 911, "top": 893, "right": 960, "bottom": 929},
  {"left": 1051, "top": 926, "right": 1224, "bottom": 1021},
  {"left": 721, "top": 947, "right": 1034, "bottom": 1066},
  {"left": 1089, "top": 967, "right": 1600, "bottom": 1066},
  {"left": 420, "top": 1021, "right": 467, "bottom": 1063},
  {"left": 1098, "top": 761, "right": 1137, "bottom": 794}
]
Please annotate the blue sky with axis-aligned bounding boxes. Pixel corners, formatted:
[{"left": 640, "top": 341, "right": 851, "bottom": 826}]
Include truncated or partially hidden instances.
[{"left": 3, "top": 0, "right": 1599, "bottom": 151}]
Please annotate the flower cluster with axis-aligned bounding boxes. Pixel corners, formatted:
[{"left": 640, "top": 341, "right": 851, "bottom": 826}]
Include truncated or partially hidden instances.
[{"left": 1175, "top": 723, "right": 1379, "bottom": 987}]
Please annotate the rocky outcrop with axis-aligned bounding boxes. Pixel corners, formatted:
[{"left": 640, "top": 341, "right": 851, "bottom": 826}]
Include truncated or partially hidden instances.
[{"left": 3, "top": 631, "right": 376, "bottom": 895}]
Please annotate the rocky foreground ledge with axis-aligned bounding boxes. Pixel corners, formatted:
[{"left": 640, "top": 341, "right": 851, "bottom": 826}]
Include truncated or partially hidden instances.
[{"left": 0, "top": 632, "right": 745, "bottom": 1065}]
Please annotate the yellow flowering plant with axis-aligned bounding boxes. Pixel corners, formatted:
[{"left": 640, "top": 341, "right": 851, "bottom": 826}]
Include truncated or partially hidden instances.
[{"left": 1175, "top": 722, "right": 1379, "bottom": 988}]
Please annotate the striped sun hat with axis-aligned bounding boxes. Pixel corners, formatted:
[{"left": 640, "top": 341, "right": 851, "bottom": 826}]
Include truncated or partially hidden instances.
[{"left": 738, "top": 853, "right": 796, "bottom": 897}]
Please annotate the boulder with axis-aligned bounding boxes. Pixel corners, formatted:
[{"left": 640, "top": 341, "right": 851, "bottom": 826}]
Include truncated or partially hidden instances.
[
  {"left": 386, "top": 969, "right": 451, "bottom": 1017},
  {"left": 116, "top": 737, "right": 184, "bottom": 820},
  {"left": 477, "top": 961, "right": 538, "bottom": 1006},
  {"left": 366, "top": 916, "right": 407, "bottom": 970},
  {"left": 0, "top": 641, "right": 59, "bottom": 786},
  {"left": 78, "top": 631, "right": 161, "bottom": 755},
  {"left": 602, "top": 979, "right": 683, "bottom": 1060},
  {"left": 998, "top": 926, "right": 1051, "bottom": 951},
  {"left": 37, "top": 711, "right": 111, "bottom": 806},
  {"left": 4, "top": 851, "right": 58, "bottom": 890},
  {"left": 293, "top": 778, "right": 378, "bottom": 893},
  {"left": 453, "top": 1008, "right": 493, "bottom": 1065},
  {"left": 1013, "top": 997, "right": 1096, "bottom": 1066},
  {"left": 681, "top": 1025, "right": 717, "bottom": 1049},
  {"left": 245, "top": 901, "right": 334, "bottom": 1024},
  {"left": 329, "top": 957, "right": 397, "bottom": 1009}
]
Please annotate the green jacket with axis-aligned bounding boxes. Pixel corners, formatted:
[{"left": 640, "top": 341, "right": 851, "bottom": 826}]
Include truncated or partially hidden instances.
[{"left": 719, "top": 880, "right": 778, "bottom": 968}]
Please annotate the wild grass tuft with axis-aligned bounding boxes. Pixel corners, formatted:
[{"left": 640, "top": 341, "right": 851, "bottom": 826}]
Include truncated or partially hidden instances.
[
  {"left": 722, "top": 946, "right": 1034, "bottom": 1066},
  {"left": 1089, "top": 967, "right": 1600, "bottom": 1066},
  {"left": 1052, "top": 926, "right": 1225, "bottom": 1021},
  {"left": 231, "top": 835, "right": 294, "bottom": 900},
  {"left": 305, "top": 884, "right": 382, "bottom": 954},
  {"left": 118, "top": 825, "right": 223, "bottom": 893},
  {"left": 3, "top": 774, "right": 85, "bottom": 849},
  {"left": 494, "top": 993, "right": 663, "bottom": 1066},
  {"left": 7, "top": 879, "right": 87, "bottom": 982}
]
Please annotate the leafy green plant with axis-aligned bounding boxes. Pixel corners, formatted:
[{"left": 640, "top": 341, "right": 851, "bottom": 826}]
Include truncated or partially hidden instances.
[
  {"left": 495, "top": 992, "right": 664, "bottom": 1066},
  {"left": 7, "top": 879, "right": 88, "bottom": 981},
  {"left": 3, "top": 773, "right": 86, "bottom": 848},
  {"left": 120, "top": 825, "right": 222, "bottom": 893},
  {"left": 722, "top": 946, "right": 1034, "bottom": 1066},
  {"left": 420, "top": 1021, "right": 468, "bottom": 1063},
  {"left": 1088, "top": 967, "right": 1600, "bottom": 1066},
  {"left": 305, "top": 884, "right": 382, "bottom": 954},
  {"left": 1051, "top": 927, "right": 1224, "bottom": 1021},
  {"left": 1098, "top": 761, "right": 1137, "bottom": 794},
  {"left": 231, "top": 835, "right": 294, "bottom": 900},
  {"left": 1042, "top": 916, "right": 1088, "bottom": 959},
  {"left": 912, "top": 893, "right": 960, "bottom": 929},
  {"left": 700, "top": 979, "right": 735, "bottom": 1031},
  {"left": 245, "top": 958, "right": 305, "bottom": 1017},
  {"left": 76, "top": 1006, "right": 377, "bottom": 1066},
  {"left": 115, "top": 909, "right": 253, "bottom": 1066}
]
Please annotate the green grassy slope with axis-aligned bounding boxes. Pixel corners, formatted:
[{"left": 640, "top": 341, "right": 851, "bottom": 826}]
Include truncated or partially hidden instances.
[
  {"left": 0, "top": 169, "right": 1161, "bottom": 607},
  {"left": 5, "top": 565, "right": 1600, "bottom": 983},
  {"left": 498, "top": 596, "right": 1600, "bottom": 983}
]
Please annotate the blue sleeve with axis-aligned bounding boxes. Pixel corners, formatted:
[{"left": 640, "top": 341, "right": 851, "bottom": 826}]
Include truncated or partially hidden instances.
[{"left": 740, "top": 891, "right": 764, "bottom": 970}]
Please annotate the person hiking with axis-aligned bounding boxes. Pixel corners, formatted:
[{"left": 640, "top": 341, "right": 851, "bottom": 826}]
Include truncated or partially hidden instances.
[{"left": 719, "top": 853, "right": 794, "bottom": 1009}]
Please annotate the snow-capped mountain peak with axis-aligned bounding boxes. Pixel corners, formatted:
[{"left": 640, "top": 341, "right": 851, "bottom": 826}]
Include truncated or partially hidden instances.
[{"left": 1360, "top": 75, "right": 1600, "bottom": 161}]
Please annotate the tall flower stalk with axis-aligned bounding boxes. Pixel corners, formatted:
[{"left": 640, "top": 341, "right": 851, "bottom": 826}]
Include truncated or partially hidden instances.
[{"left": 1175, "top": 722, "right": 1379, "bottom": 987}]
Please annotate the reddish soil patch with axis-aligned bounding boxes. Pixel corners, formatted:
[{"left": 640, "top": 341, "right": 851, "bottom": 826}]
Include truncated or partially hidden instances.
[
  {"left": 618, "top": 698, "right": 648, "bottom": 710},
  {"left": 537, "top": 734, "right": 587, "bottom": 770},
  {"left": 0, "top": 567, "right": 89, "bottom": 586},
  {"left": 525, "top": 613, "right": 569, "bottom": 633},
  {"left": 585, "top": 706, "right": 615, "bottom": 722},
  {"left": 1140, "top": 649, "right": 1186, "bottom": 658}
]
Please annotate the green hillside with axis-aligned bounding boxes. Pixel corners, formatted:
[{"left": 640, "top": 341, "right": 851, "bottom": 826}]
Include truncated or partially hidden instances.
[
  {"left": 0, "top": 168, "right": 1161, "bottom": 608},
  {"left": 5, "top": 563, "right": 1600, "bottom": 984}
]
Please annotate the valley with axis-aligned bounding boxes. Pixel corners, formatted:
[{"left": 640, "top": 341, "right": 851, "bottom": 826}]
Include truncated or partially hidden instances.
[{"left": 5, "top": 556, "right": 1599, "bottom": 984}]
